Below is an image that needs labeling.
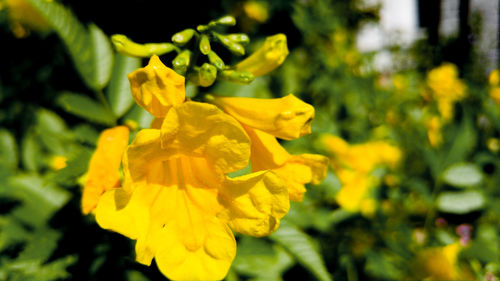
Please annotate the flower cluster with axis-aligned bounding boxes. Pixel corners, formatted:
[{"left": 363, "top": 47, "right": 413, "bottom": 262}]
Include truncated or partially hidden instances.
[
  {"left": 426, "top": 63, "right": 467, "bottom": 122},
  {"left": 320, "top": 135, "right": 401, "bottom": 216},
  {"left": 82, "top": 47, "right": 327, "bottom": 279}
]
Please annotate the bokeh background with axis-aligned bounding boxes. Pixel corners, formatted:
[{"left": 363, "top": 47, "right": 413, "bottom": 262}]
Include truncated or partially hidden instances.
[{"left": 1, "top": 0, "right": 500, "bottom": 280}]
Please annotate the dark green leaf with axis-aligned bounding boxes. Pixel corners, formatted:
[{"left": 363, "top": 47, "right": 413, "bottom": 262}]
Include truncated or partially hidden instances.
[
  {"left": 89, "top": 24, "right": 114, "bottom": 89},
  {"left": 58, "top": 92, "right": 115, "bottom": 125},
  {"left": 0, "top": 129, "right": 18, "bottom": 170},
  {"left": 270, "top": 220, "right": 332, "bottom": 281},
  {"left": 106, "top": 54, "right": 140, "bottom": 117}
]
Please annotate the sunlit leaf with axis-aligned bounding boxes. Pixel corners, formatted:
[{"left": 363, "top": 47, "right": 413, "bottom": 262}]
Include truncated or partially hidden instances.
[
  {"left": 27, "top": 0, "right": 112, "bottom": 90},
  {"left": 89, "top": 24, "right": 114, "bottom": 89},
  {"left": 58, "top": 92, "right": 115, "bottom": 125},
  {"left": 106, "top": 54, "right": 141, "bottom": 117},
  {"left": 17, "top": 228, "right": 60, "bottom": 263},
  {"left": 436, "top": 190, "right": 485, "bottom": 214},
  {"left": 8, "top": 175, "right": 71, "bottom": 227},
  {"left": 270, "top": 220, "right": 332, "bottom": 281},
  {"left": 21, "top": 130, "right": 42, "bottom": 172},
  {"left": 442, "top": 162, "right": 483, "bottom": 188}
]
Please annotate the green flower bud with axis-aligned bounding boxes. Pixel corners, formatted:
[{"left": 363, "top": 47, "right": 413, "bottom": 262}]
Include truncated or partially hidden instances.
[
  {"left": 172, "top": 50, "right": 192, "bottom": 75},
  {"left": 215, "top": 34, "right": 245, "bottom": 56},
  {"left": 219, "top": 69, "right": 254, "bottom": 84},
  {"left": 172, "top": 29, "right": 196, "bottom": 46},
  {"left": 111, "top": 34, "right": 176, "bottom": 57},
  {"left": 199, "top": 34, "right": 211, "bottom": 55},
  {"left": 198, "top": 63, "right": 217, "bottom": 87},
  {"left": 216, "top": 15, "right": 236, "bottom": 26},
  {"left": 227, "top": 34, "right": 250, "bottom": 45},
  {"left": 208, "top": 51, "right": 225, "bottom": 71}
]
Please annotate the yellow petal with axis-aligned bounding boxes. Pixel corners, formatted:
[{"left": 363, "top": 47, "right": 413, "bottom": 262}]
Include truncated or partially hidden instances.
[
  {"left": 82, "top": 126, "right": 129, "bottom": 214},
  {"left": 160, "top": 101, "right": 251, "bottom": 175},
  {"left": 6, "top": 0, "right": 51, "bottom": 32},
  {"left": 214, "top": 94, "right": 314, "bottom": 140},
  {"left": 128, "top": 55, "right": 185, "bottom": 117},
  {"left": 94, "top": 186, "right": 146, "bottom": 240},
  {"left": 235, "top": 34, "right": 288, "bottom": 76},
  {"left": 273, "top": 154, "right": 329, "bottom": 201},
  {"left": 155, "top": 216, "right": 236, "bottom": 281},
  {"left": 245, "top": 125, "right": 290, "bottom": 170},
  {"left": 218, "top": 171, "right": 289, "bottom": 237}
]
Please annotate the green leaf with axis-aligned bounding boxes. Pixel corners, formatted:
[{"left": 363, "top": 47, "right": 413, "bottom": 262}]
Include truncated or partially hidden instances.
[
  {"left": 436, "top": 190, "right": 485, "bottom": 214},
  {"left": 365, "top": 251, "right": 405, "bottom": 280},
  {"left": 21, "top": 130, "right": 41, "bottom": 172},
  {"left": 17, "top": 228, "right": 60, "bottom": 263},
  {"left": 36, "top": 109, "right": 68, "bottom": 155},
  {"left": 442, "top": 162, "right": 483, "bottom": 188},
  {"left": 233, "top": 236, "right": 293, "bottom": 281},
  {"left": 58, "top": 92, "right": 115, "bottom": 125},
  {"left": 106, "top": 54, "right": 141, "bottom": 117},
  {"left": 123, "top": 104, "right": 154, "bottom": 129},
  {"left": 89, "top": 24, "right": 114, "bottom": 89},
  {"left": 270, "top": 220, "right": 332, "bottom": 281},
  {"left": 0, "top": 129, "right": 18, "bottom": 170},
  {"left": 441, "top": 115, "right": 477, "bottom": 169},
  {"left": 27, "top": 0, "right": 112, "bottom": 90},
  {"left": 8, "top": 175, "right": 71, "bottom": 227}
]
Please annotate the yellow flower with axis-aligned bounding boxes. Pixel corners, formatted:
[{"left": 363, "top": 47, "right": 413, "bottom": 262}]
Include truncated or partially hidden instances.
[
  {"left": 411, "top": 242, "right": 473, "bottom": 280},
  {"left": 426, "top": 115, "right": 443, "bottom": 147},
  {"left": 489, "top": 69, "right": 500, "bottom": 86},
  {"left": 426, "top": 63, "right": 467, "bottom": 121},
  {"left": 489, "top": 87, "right": 500, "bottom": 106},
  {"left": 320, "top": 135, "right": 401, "bottom": 212},
  {"left": 234, "top": 34, "right": 289, "bottom": 77},
  {"left": 243, "top": 1, "right": 269, "bottom": 23},
  {"left": 50, "top": 155, "right": 67, "bottom": 170},
  {"left": 82, "top": 126, "right": 130, "bottom": 215},
  {"left": 128, "top": 55, "right": 185, "bottom": 118},
  {"left": 212, "top": 94, "right": 328, "bottom": 201},
  {"left": 4, "top": 0, "right": 51, "bottom": 37},
  {"left": 95, "top": 102, "right": 289, "bottom": 281}
]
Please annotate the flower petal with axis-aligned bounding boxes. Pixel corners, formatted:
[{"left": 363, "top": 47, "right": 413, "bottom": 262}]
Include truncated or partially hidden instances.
[
  {"left": 218, "top": 170, "right": 289, "bottom": 237},
  {"left": 82, "top": 126, "right": 129, "bottom": 214},
  {"left": 214, "top": 94, "right": 314, "bottom": 140},
  {"left": 273, "top": 154, "right": 329, "bottom": 201},
  {"left": 128, "top": 55, "right": 185, "bottom": 117},
  {"left": 160, "top": 101, "right": 251, "bottom": 175},
  {"left": 245, "top": 125, "right": 290, "bottom": 170},
  {"left": 155, "top": 207, "right": 236, "bottom": 281}
]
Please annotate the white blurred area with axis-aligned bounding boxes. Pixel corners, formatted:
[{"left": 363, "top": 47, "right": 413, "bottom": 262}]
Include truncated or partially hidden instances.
[{"left": 356, "top": 0, "right": 420, "bottom": 71}]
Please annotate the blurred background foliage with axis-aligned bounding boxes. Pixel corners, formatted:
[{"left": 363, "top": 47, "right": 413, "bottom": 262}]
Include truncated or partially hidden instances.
[{"left": 1, "top": 0, "right": 500, "bottom": 280}]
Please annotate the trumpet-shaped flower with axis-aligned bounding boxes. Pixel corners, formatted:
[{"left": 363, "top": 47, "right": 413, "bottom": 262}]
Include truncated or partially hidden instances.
[
  {"left": 82, "top": 126, "right": 130, "bottom": 214},
  {"left": 212, "top": 94, "right": 328, "bottom": 201},
  {"left": 235, "top": 34, "right": 289, "bottom": 77},
  {"left": 128, "top": 55, "right": 185, "bottom": 117},
  {"left": 95, "top": 102, "right": 289, "bottom": 280}
]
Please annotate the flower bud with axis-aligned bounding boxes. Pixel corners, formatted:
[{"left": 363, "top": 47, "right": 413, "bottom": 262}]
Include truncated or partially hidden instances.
[
  {"left": 235, "top": 34, "right": 289, "bottom": 76},
  {"left": 172, "top": 50, "right": 192, "bottom": 75},
  {"left": 215, "top": 34, "right": 245, "bottom": 56},
  {"left": 208, "top": 51, "right": 225, "bottom": 71},
  {"left": 171, "top": 28, "right": 196, "bottom": 46},
  {"left": 219, "top": 69, "right": 254, "bottom": 84},
  {"left": 199, "top": 34, "right": 211, "bottom": 55},
  {"left": 112, "top": 34, "right": 176, "bottom": 58}
]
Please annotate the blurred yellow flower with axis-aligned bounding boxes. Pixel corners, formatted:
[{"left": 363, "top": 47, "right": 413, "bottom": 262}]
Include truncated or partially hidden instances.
[
  {"left": 426, "top": 115, "right": 443, "bottom": 148},
  {"left": 49, "top": 155, "right": 67, "bottom": 171},
  {"left": 426, "top": 63, "right": 467, "bottom": 122},
  {"left": 82, "top": 126, "right": 129, "bottom": 215},
  {"left": 128, "top": 55, "right": 185, "bottom": 117},
  {"left": 489, "top": 69, "right": 500, "bottom": 86},
  {"left": 96, "top": 102, "right": 289, "bottom": 281},
  {"left": 243, "top": 1, "right": 268, "bottom": 23},
  {"left": 235, "top": 34, "right": 289, "bottom": 77},
  {"left": 4, "top": 0, "right": 50, "bottom": 37},
  {"left": 212, "top": 94, "right": 328, "bottom": 201},
  {"left": 320, "top": 135, "right": 401, "bottom": 213},
  {"left": 411, "top": 242, "right": 473, "bottom": 280}
]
